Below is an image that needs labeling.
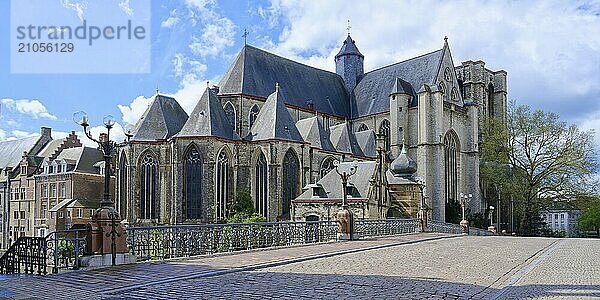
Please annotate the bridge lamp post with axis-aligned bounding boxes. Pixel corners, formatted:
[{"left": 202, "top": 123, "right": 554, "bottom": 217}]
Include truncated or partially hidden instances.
[
  {"left": 333, "top": 159, "right": 358, "bottom": 241},
  {"left": 73, "top": 111, "right": 126, "bottom": 267},
  {"left": 459, "top": 193, "right": 472, "bottom": 234},
  {"left": 488, "top": 205, "right": 496, "bottom": 234},
  {"left": 415, "top": 177, "right": 429, "bottom": 232}
]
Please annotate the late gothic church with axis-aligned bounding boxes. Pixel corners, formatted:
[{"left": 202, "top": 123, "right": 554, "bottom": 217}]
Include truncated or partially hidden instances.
[{"left": 116, "top": 35, "right": 507, "bottom": 225}]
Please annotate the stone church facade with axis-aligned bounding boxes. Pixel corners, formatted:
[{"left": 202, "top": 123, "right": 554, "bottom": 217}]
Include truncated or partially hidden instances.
[{"left": 116, "top": 35, "right": 506, "bottom": 225}]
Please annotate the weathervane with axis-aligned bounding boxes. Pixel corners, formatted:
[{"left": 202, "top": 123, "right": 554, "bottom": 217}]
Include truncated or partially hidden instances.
[
  {"left": 243, "top": 28, "right": 249, "bottom": 45},
  {"left": 346, "top": 19, "right": 351, "bottom": 36}
]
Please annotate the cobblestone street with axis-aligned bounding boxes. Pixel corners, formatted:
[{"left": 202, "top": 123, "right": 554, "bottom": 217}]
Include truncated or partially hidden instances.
[{"left": 1, "top": 234, "right": 599, "bottom": 299}]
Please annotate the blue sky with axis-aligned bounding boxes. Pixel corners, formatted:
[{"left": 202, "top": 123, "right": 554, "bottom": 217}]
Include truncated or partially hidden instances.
[{"left": 1, "top": 0, "right": 599, "bottom": 158}]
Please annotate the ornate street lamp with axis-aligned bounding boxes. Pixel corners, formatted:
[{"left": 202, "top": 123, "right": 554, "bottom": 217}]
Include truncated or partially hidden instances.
[
  {"left": 488, "top": 205, "right": 496, "bottom": 233},
  {"left": 459, "top": 193, "right": 472, "bottom": 233},
  {"left": 333, "top": 159, "right": 358, "bottom": 240},
  {"left": 73, "top": 111, "right": 127, "bottom": 267}
]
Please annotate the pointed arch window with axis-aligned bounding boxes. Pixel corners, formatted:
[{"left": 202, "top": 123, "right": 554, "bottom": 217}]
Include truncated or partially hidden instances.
[
  {"left": 140, "top": 155, "right": 158, "bottom": 220},
  {"left": 255, "top": 152, "right": 268, "bottom": 218},
  {"left": 320, "top": 157, "right": 336, "bottom": 178},
  {"left": 184, "top": 146, "right": 203, "bottom": 220},
  {"left": 119, "top": 152, "right": 128, "bottom": 219},
  {"left": 357, "top": 123, "right": 369, "bottom": 132},
  {"left": 249, "top": 104, "right": 260, "bottom": 129},
  {"left": 379, "top": 119, "right": 391, "bottom": 152},
  {"left": 444, "top": 132, "right": 459, "bottom": 207},
  {"left": 487, "top": 83, "right": 495, "bottom": 118},
  {"left": 224, "top": 102, "right": 236, "bottom": 131},
  {"left": 216, "top": 149, "right": 229, "bottom": 221},
  {"left": 282, "top": 150, "right": 299, "bottom": 220}
]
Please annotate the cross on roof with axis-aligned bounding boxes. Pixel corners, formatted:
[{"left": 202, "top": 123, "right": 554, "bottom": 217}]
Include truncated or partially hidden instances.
[
  {"left": 346, "top": 19, "right": 351, "bottom": 36},
  {"left": 243, "top": 28, "right": 249, "bottom": 45}
]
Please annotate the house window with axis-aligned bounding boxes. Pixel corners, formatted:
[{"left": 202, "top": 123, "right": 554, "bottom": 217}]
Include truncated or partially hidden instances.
[
  {"left": 14, "top": 211, "right": 18, "bottom": 219},
  {"left": 20, "top": 211, "right": 25, "bottom": 219},
  {"left": 184, "top": 145, "right": 203, "bottom": 220},
  {"left": 223, "top": 101, "right": 236, "bottom": 131},
  {"left": 61, "top": 161, "right": 67, "bottom": 173},
  {"left": 67, "top": 210, "right": 71, "bottom": 218},
  {"left": 59, "top": 182, "right": 66, "bottom": 197},
  {"left": 255, "top": 152, "right": 268, "bottom": 218},
  {"left": 43, "top": 162, "right": 49, "bottom": 175},
  {"left": 58, "top": 211, "right": 63, "bottom": 218},
  {"left": 140, "top": 155, "right": 158, "bottom": 220},
  {"left": 320, "top": 157, "right": 336, "bottom": 178},
  {"left": 215, "top": 149, "right": 230, "bottom": 221},
  {"left": 20, "top": 188, "right": 25, "bottom": 200},
  {"left": 281, "top": 149, "right": 299, "bottom": 220},
  {"left": 378, "top": 119, "right": 391, "bottom": 152},
  {"left": 77, "top": 208, "right": 83, "bottom": 218},
  {"left": 41, "top": 184, "right": 48, "bottom": 198},
  {"left": 249, "top": 104, "right": 260, "bottom": 129},
  {"left": 50, "top": 184, "right": 56, "bottom": 198}
]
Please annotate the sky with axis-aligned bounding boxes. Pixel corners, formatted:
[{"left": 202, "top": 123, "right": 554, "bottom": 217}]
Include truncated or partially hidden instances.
[{"left": 0, "top": 0, "right": 599, "bottom": 161}]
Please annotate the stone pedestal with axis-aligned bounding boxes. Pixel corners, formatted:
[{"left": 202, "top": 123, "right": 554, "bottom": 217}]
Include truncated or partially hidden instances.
[
  {"left": 337, "top": 208, "right": 356, "bottom": 240},
  {"left": 460, "top": 219, "right": 469, "bottom": 234},
  {"left": 83, "top": 207, "right": 133, "bottom": 267}
]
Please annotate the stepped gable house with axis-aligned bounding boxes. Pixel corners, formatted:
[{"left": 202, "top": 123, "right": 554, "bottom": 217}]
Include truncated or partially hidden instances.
[{"left": 116, "top": 35, "right": 507, "bottom": 225}]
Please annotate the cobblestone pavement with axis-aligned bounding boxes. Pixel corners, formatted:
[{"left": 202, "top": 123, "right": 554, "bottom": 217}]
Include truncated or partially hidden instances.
[{"left": 1, "top": 234, "right": 599, "bottom": 299}]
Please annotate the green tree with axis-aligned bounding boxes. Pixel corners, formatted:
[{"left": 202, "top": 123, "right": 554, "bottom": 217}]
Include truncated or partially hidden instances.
[
  {"left": 578, "top": 201, "right": 600, "bottom": 237},
  {"left": 228, "top": 189, "right": 266, "bottom": 223},
  {"left": 480, "top": 103, "right": 598, "bottom": 236}
]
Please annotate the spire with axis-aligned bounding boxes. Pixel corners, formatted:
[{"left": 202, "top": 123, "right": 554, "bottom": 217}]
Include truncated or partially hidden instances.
[
  {"left": 390, "top": 138, "right": 417, "bottom": 177},
  {"left": 335, "top": 34, "right": 364, "bottom": 59}
]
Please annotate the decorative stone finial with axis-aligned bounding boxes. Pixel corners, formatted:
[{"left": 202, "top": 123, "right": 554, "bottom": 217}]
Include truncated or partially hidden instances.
[
  {"left": 156, "top": 84, "right": 159, "bottom": 94},
  {"left": 390, "top": 138, "right": 417, "bottom": 177},
  {"left": 275, "top": 82, "right": 280, "bottom": 92},
  {"left": 206, "top": 81, "right": 210, "bottom": 88},
  {"left": 444, "top": 36, "right": 448, "bottom": 44},
  {"left": 347, "top": 19, "right": 351, "bottom": 36}
]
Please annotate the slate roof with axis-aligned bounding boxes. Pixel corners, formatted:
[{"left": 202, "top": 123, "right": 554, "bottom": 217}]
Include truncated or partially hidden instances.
[
  {"left": 248, "top": 87, "right": 304, "bottom": 142},
  {"left": 354, "top": 130, "right": 376, "bottom": 158},
  {"left": 131, "top": 94, "right": 189, "bottom": 141},
  {"left": 219, "top": 45, "right": 349, "bottom": 117},
  {"left": 351, "top": 48, "right": 444, "bottom": 117},
  {"left": 295, "top": 116, "right": 335, "bottom": 151},
  {"left": 329, "top": 123, "right": 363, "bottom": 156},
  {"left": 0, "top": 135, "right": 42, "bottom": 171},
  {"left": 178, "top": 88, "right": 240, "bottom": 140},
  {"left": 54, "top": 147, "right": 103, "bottom": 174},
  {"left": 336, "top": 35, "right": 364, "bottom": 58},
  {"left": 295, "top": 161, "right": 376, "bottom": 200}
]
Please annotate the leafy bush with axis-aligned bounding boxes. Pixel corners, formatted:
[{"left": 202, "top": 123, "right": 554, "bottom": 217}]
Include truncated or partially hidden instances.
[{"left": 228, "top": 189, "right": 266, "bottom": 223}]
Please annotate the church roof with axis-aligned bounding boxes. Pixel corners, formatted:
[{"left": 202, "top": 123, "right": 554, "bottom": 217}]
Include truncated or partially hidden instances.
[
  {"left": 248, "top": 86, "right": 304, "bottom": 143},
  {"left": 329, "top": 122, "right": 363, "bottom": 156},
  {"left": 219, "top": 45, "right": 349, "bottom": 118},
  {"left": 354, "top": 130, "right": 376, "bottom": 158},
  {"left": 178, "top": 88, "right": 240, "bottom": 140},
  {"left": 295, "top": 161, "right": 376, "bottom": 200},
  {"left": 390, "top": 77, "right": 414, "bottom": 95},
  {"left": 335, "top": 35, "right": 364, "bottom": 58},
  {"left": 131, "top": 94, "right": 189, "bottom": 141},
  {"left": 352, "top": 48, "right": 444, "bottom": 117},
  {"left": 295, "top": 116, "right": 335, "bottom": 151}
]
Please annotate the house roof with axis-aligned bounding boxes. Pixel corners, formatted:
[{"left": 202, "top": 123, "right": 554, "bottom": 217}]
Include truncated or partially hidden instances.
[
  {"left": 53, "top": 147, "right": 103, "bottom": 174},
  {"left": 178, "top": 87, "right": 240, "bottom": 140},
  {"left": 247, "top": 87, "right": 304, "bottom": 142},
  {"left": 131, "top": 93, "right": 189, "bottom": 141},
  {"left": 295, "top": 116, "right": 335, "bottom": 151},
  {"left": 219, "top": 45, "right": 350, "bottom": 118},
  {"left": 295, "top": 161, "right": 376, "bottom": 200},
  {"left": 352, "top": 48, "right": 444, "bottom": 117},
  {"left": 0, "top": 135, "right": 42, "bottom": 171}
]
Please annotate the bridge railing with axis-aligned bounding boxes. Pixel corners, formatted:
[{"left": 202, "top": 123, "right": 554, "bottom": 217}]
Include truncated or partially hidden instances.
[
  {"left": 468, "top": 227, "right": 491, "bottom": 236},
  {"left": 427, "top": 220, "right": 464, "bottom": 234},
  {"left": 126, "top": 221, "right": 339, "bottom": 261},
  {"left": 355, "top": 219, "right": 420, "bottom": 238}
]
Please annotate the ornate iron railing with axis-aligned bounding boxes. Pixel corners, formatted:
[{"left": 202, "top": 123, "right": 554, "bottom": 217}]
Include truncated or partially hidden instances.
[
  {"left": 126, "top": 221, "right": 339, "bottom": 261},
  {"left": 468, "top": 227, "right": 491, "bottom": 236},
  {"left": 0, "top": 229, "right": 86, "bottom": 275},
  {"left": 46, "top": 229, "right": 87, "bottom": 273},
  {"left": 0, "top": 236, "right": 47, "bottom": 275},
  {"left": 355, "top": 219, "right": 420, "bottom": 238},
  {"left": 427, "top": 220, "right": 464, "bottom": 234}
]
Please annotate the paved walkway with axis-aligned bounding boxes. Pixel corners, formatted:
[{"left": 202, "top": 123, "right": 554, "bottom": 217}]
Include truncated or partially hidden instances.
[{"left": 0, "top": 234, "right": 599, "bottom": 299}]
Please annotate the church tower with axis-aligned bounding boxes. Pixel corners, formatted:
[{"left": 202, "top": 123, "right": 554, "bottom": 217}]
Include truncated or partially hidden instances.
[{"left": 335, "top": 34, "right": 364, "bottom": 93}]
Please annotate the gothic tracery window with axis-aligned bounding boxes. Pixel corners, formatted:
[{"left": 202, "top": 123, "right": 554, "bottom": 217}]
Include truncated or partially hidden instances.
[
  {"left": 223, "top": 102, "right": 236, "bottom": 131},
  {"left": 255, "top": 152, "right": 268, "bottom": 218},
  {"left": 379, "top": 119, "right": 391, "bottom": 152},
  {"left": 119, "top": 152, "right": 128, "bottom": 219},
  {"left": 320, "top": 157, "right": 336, "bottom": 178},
  {"left": 249, "top": 104, "right": 260, "bottom": 129},
  {"left": 216, "top": 149, "right": 230, "bottom": 221},
  {"left": 357, "top": 123, "right": 369, "bottom": 132},
  {"left": 184, "top": 145, "right": 203, "bottom": 220},
  {"left": 451, "top": 87, "right": 459, "bottom": 102},
  {"left": 438, "top": 81, "right": 446, "bottom": 94},
  {"left": 444, "top": 132, "right": 459, "bottom": 208},
  {"left": 282, "top": 149, "right": 299, "bottom": 220},
  {"left": 140, "top": 154, "right": 158, "bottom": 220}
]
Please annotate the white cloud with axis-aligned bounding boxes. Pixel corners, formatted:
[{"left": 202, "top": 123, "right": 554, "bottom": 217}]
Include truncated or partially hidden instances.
[
  {"left": 117, "top": 95, "right": 153, "bottom": 125},
  {"left": 60, "top": 0, "right": 87, "bottom": 22},
  {"left": 118, "top": 0, "right": 133, "bottom": 16},
  {"left": 184, "top": 0, "right": 236, "bottom": 58},
  {"left": 1, "top": 98, "right": 58, "bottom": 120},
  {"left": 162, "top": 16, "right": 180, "bottom": 28},
  {"left": 11, "top": 130, "right": 36, "bottom": 139}
]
